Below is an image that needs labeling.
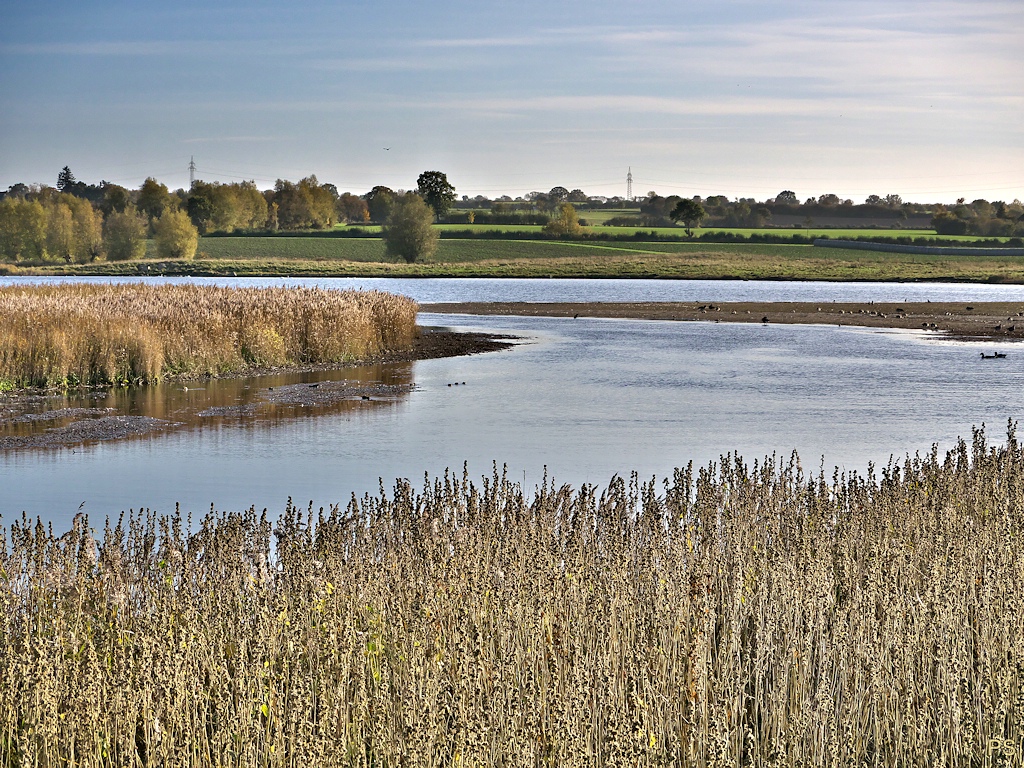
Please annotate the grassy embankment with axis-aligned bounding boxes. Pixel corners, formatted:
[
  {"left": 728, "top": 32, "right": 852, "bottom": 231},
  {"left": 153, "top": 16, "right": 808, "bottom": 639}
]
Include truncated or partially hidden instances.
[
  {"left": 3, "top": 427, "right": 1023, "bottom": 764},
  {"left": 3, "top": 228, "right": 1022, "bottom": 281},
  {"left": 0, "top": 284, "right": 417, "bottom": 390}
]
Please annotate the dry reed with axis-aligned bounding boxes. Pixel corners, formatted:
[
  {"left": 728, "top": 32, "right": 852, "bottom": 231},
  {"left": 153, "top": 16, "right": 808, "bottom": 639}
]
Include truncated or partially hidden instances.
[
  {"left": 2, "top": 426, "right": 1024, "bottom": 766},
  {"left": 0, "top": 283, "right": 419, "bottom": 388}
]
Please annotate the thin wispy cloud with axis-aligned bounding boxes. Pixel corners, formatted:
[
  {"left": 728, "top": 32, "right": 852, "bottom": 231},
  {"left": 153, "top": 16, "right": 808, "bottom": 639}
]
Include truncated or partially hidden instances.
[
  {"left": 310, "top": 57, "right": 460, "bottom": 73},
  {"left": 182, "top": 136, "right": 278, "bottom": 144},
  {"left": 415, "top": 35, "right": 542, "bottom": 49},
  {"left": 0, "top": 41, "right": 181, "bottom": 56},
  {"left": 0, "top": 0, "right": 1019, "bottom": 199}
]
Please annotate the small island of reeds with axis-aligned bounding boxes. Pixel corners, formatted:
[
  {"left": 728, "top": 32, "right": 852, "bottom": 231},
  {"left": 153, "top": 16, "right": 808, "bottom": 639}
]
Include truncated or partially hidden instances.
[
  {"left": 0, "top": 283, "right": 419, "bottom": 390},
  {"left": 2, "top": 426, "right": 1023, "bottom": 765}
]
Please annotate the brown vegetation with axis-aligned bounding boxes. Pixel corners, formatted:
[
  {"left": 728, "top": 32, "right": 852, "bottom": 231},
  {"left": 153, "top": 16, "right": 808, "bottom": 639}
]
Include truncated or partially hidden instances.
[
  {"left": 0, "top": 284, "right": 418, "bottom": 388},
  {"left": 2, "top": 427, "right": 1023, "bottom": 764}
]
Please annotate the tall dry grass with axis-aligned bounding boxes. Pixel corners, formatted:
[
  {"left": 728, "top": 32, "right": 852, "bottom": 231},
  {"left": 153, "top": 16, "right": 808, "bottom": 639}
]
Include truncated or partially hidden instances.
[
  {"left": 0, "top": 283, "right": 418, "bottom": 388},
  {"left": 2, "top": 427, "right": 1024, "bottom": 766}
]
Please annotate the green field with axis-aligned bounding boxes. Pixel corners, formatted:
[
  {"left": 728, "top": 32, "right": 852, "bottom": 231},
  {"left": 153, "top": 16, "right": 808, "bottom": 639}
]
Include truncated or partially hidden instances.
[
  {"left": 11, "top": 234, "right": 1023, "bottom": 282},
  {"left": 196, "top": 237, "right": 388, "bottom": 262},
  {"left": 434, "top": 223, "right": 1007, "bottom": 242}
]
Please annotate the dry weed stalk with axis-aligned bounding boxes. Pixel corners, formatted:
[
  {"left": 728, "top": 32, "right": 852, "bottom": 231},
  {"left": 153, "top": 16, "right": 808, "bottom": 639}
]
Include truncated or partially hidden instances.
[
  {"left": 0, "top": 283, "right": 418, "bottom": 388},
  {"left": 2, "top": 426, "right": 1024, "bottom": 766}
]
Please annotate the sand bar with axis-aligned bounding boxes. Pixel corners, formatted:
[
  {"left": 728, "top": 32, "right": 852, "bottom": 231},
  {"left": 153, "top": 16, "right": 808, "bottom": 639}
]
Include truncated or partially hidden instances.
[{"left": 422, "top": 301, "right": 1024, "bottom": 343}]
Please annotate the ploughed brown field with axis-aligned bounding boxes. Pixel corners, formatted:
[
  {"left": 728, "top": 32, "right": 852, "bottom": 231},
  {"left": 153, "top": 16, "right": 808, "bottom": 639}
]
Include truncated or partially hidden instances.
[{"left": 422, "top": 301, "right": 1024, "bottom": 342}]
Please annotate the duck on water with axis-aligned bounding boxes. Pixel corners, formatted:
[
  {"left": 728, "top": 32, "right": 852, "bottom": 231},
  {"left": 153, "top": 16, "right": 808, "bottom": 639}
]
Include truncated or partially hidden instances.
[{"left": 980, "top": 352, "right": 1008, "bottom": 359}]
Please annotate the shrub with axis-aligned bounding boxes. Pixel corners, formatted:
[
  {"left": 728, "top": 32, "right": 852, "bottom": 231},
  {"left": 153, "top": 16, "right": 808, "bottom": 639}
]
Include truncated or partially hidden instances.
[{"left": 543, "top": 203, "right": 586, "bottom": 237}]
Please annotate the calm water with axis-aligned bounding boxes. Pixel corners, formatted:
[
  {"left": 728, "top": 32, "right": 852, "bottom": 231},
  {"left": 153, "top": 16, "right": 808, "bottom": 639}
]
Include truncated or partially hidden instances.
[
  {"left": 8, "top": 275, "right": 1024, "bottom": 304},
  {"left": 2, "top": 278, "right": 1023, "bottom": 529}
]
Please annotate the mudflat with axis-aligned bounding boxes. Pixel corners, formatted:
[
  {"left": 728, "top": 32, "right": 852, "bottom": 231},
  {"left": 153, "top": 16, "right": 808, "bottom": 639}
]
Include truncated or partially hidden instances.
[
  {"left": 422, "top": 301, "right": 1024, "bottom": 342},
  {"left": 0, "top": 328, "right": 517, "bottom": 450}
]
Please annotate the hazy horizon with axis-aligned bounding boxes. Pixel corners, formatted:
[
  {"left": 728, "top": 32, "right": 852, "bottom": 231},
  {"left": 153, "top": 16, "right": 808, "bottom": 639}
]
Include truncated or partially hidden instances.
[{"left": 2, "top": 0, "right": 1021, "bottom": 204}]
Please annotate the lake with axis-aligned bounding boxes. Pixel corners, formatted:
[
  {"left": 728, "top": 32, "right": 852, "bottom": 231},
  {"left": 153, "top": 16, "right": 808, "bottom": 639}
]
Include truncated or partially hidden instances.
[{"left": 3, "top": 277, "right": 1023, "bottom": 529}]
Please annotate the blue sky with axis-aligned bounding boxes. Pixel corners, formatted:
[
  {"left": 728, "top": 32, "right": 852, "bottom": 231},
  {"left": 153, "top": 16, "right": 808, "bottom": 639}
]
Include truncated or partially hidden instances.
[{"left": 1, "top": 0, "right": 1021, "bottom": 202}]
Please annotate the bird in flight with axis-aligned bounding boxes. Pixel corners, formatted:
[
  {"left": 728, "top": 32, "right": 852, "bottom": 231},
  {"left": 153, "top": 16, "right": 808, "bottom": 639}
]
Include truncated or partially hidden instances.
[{"left": 383, "top": 147, "right": 391, "bottom": 151}]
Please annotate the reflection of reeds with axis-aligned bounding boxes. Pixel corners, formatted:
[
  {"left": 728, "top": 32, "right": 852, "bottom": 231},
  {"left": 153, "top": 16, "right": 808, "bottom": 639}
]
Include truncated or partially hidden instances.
[
  {"left": 3, "top": 427, "right": 1023, "bottom": 765},
  {"left": 0, "top": 284, "right": 418, "bottom": 388}
]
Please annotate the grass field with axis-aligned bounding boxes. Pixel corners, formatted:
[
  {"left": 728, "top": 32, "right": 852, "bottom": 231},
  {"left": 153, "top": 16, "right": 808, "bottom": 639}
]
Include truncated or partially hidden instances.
[
  {"left": 196, "top": 237, "right": 388, "bottom": 262},
  {"left": 6, "top": 234, "right": 1024, "bottom": 282},
  {"left": 4, "top": 428, "right": 1023, "bottom": 764}
]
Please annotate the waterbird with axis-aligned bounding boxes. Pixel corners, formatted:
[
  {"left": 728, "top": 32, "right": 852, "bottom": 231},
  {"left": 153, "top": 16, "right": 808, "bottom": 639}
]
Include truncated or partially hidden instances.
[{"left": 761, "top": 316, "right": 769, "bottom": 324}]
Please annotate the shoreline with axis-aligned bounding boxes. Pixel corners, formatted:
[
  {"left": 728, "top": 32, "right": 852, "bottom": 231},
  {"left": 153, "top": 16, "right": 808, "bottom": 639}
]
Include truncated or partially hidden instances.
[{"left": 422, "top": 301, "right": 1024, "bottom": 343}]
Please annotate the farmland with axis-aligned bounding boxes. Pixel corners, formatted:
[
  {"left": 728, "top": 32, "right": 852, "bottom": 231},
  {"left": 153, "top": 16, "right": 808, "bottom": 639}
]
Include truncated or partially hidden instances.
[{"left": 5, "top": 233, "right": 1024, "bottom": 283}]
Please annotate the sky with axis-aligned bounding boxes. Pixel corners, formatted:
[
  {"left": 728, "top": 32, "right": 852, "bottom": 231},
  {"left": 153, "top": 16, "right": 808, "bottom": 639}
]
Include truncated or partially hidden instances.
[{"left": 1, "top": 0, "right": 1021, "bottom": 203}]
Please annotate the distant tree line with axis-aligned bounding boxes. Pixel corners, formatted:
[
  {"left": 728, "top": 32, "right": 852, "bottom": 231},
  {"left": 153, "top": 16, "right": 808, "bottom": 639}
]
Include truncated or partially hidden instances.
[
  {"left": 0, "top": 167, "right": 467, "bottom": 265},
  {"left": 457, "top": 187, "right": 1024, "bottom": 236},
  {"left": 3, "top": 169, "right": 1022, "bottom": 265}
]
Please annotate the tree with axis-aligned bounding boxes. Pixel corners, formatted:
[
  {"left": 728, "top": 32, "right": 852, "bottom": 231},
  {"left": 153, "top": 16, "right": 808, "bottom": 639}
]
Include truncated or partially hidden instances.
[
  {"left": 548, "top": 186, "right": 569, "bottom": 203},
  {"left": 568, "top": 188, "right": 588, "bottom": 203},
  {"left": 45, "top": 194, "right": 102, "bottom": 263},
  {"left": 56, "top": 166, "right": 76, "bottom": 192},
  {"left": 337, "top": 192, "right": 370, "bottom": 224},
  {"left": 640, "top": 194, "right": 682, "bottom": 225},
  {"left": 670, "top": 198, "right": 706, "bottom": 236},
  {"left": 416, "top": 171, "right": 456, "bottom": 220},
  {"left": 364, "top": 186, "right": 395, "bottom": 223},
  {"left": 186, "top": 186, "right": 215, "bottom": 234},
  {"left": 817, "top": 193, "right": 840, "bottom": 207},
  {"left": 100, "top": 184, "right": 132, "bottom": 217},
  {"left": 381, "top": 194, "right": 438, "bottom": 263},
  {"left": 0, "top": 198, "right": 47, "bottom": 262},
  {"left": 775, "top": 190, "right": 798, "bottom": 204},
  {"left": 931, "top": 211, "right": 969, "bottom": 236},
  {"left": 137, "top": 177, "right": 173, "bottom": 222},
  {"left": 103, "top": 207, "right": 148, "bottom": 261},
  {"left": 543, "top": 203, "right": 585, "bottom": 237},
  {"left": 153, "top": 209, "right": 199, "bottom": 260}
]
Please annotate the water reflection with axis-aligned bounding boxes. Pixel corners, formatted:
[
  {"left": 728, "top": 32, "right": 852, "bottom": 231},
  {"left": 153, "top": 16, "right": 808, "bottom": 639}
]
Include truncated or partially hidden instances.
[
  {"left": 4, "top": 312, "right": 1024, "bottom": 529},
  {"left": 0, "top": 362, "right": 414, "bottom": 450}
]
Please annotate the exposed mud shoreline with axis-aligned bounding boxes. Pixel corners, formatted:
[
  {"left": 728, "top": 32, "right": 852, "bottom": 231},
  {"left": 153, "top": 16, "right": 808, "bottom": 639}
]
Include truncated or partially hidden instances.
[
  {"left": 423, "top": 301, "right": 1024, "bottom": 343},
  {"left": 0, "top": 328, "right": 516, "bottom": 451}
]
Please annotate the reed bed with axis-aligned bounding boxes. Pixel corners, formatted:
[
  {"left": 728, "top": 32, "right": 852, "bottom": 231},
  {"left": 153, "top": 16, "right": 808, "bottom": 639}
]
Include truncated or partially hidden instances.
[
  {"left": 3, "top": 427, "right": 1024, "bottom": 766},
  {"left": 0, "top": 284, "right": 419, "bottom": 388}
]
